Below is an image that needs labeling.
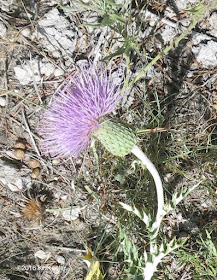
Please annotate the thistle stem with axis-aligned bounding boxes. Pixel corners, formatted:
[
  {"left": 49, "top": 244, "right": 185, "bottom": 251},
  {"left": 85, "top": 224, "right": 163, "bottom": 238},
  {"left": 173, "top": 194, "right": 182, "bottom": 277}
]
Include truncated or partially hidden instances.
[{"left": 131, "top": 145, "right": 164, "bottom": 236}]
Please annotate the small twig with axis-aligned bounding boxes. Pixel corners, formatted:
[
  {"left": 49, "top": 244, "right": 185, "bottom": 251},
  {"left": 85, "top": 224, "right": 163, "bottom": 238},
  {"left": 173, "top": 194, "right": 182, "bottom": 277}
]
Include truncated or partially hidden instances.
[
  {"left": 136, "top": 127, "right": 168, "bottom": 134},
  {"left": 9, "top": 114, "right": 41, "bottom": 140},
  {"left": 144, "top": 10, "right": 179, "bottom": 29},
  {"left": 10, "top": 91, "right": 36, "bottom": 113},
  {"left": 28, "top": 51, "right": 43, "bottom": 104},
  {"left": 0, "top": 87, "right": 45, "bottom": 109},
  {"left": 45, "top": 245, "right": 86, "bottom": 254},
  {"left": 90, "top": 27, "right": 108, "bottom": 65},
  {"left": 22, "top": 110, "right": 41, "bottom": 157}
]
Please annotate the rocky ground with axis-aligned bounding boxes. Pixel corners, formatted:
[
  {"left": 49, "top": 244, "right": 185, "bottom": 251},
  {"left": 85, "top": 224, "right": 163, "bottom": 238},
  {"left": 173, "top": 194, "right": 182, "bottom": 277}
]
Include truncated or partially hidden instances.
[{"left": 0, "top": 0, "right": 217, "bottom": 279}]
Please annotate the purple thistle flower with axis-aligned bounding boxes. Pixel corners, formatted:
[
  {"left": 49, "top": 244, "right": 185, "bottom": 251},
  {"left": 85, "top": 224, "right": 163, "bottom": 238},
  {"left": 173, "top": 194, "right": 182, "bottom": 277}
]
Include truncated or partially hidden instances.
[{"left": 39, "top": 62, "right": 122, "bottom": 159}]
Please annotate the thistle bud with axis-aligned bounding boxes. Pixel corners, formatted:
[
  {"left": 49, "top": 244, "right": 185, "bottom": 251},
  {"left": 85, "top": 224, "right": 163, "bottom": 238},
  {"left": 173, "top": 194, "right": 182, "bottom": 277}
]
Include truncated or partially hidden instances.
[{"left": 94, "top": 119, "right": 137, "bottom": 157}]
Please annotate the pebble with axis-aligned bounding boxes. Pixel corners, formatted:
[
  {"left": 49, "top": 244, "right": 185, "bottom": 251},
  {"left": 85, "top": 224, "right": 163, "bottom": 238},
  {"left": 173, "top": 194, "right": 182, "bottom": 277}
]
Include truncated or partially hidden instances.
[
  {"left": 52, "top": 50, "right": 61, "bottom": 58},
  {"left": 52, "top": 159, "right": 60, "bottom": 165},
  {"left": 51, "top": 265, "right": 61, "bottom": 275},
  {"left": 21, "top": 27, "right": 31, "bottom": 37},
  {"left": 0, "top": 158, "right": 30, "bottom": 192},
  {"left": 62, "top": 207, "right": 81, "bottom": 221},
  {"left": 34, "top": 250, "right": 51, "bottom": 260},
  {"left": 71, "top": 180, "right": 75, "bottom": 191},
  {"left": 209, "top": 13, "right": 217, "bottom": 37},
  {"left": 8, "top": 181, "right": 23, "bottom": 192},
  {"left": 54, "top": 68, "right": 64, "bottom": 77},
  {"left": 201, "top": 198, "right": 212, "bottom": 208},
  {"left": 0, "top": 97, "right": 6, "bottom": 107},
  {"left": 56, "top": 255, "right": 65, "bottom": 265},
  {"left": 14, "top": 60, "right": 56, "bottom": 85},
  {"left": 60, "top": 195, "right": 68, "bottom": 200},
  {"left": 14, "top": 66, "right": 31, "bottom": 85},
  {"left": 0, "top": 21, "right": 7, "bottom": 38},
  {"left": 41, "top": 63, "right": 55, "bottom": 76},
  {"left": 192, "top": 41, "right": 217, "bottom": 67}
]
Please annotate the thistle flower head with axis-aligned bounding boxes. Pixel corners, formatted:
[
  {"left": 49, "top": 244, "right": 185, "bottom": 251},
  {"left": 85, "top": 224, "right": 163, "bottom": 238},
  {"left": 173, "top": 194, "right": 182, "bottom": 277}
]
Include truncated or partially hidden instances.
[{"left": 39, "top": 62, "right": 123, "bottom": 159}]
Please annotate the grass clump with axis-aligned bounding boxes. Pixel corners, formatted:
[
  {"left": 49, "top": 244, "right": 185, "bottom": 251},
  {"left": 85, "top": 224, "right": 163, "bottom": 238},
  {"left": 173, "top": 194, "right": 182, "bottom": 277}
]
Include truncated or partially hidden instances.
[{"left": 174, "top": 230, "right": 217, "bottom": 279}]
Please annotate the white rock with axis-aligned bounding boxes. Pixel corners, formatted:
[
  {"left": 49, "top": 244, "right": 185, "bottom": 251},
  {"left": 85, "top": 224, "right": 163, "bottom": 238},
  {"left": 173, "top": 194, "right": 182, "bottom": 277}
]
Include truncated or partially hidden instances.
[
  {"left": 192, "top": 33, "right": 211, "bottom": 45},
  {"left": 160, "top": 25, "right": 177, "bottom": 44},
  {"left": 0, "top": 21, "right": 7, "bottom": 38},
  {"left": 56, "top": 255, "right": 65, "bottom": 265},
  {"left": 44, "top": 0, "right": 57, "bottom": 6},
  {"left": 14, "top": 59, "right": 56, "bottom": 85},
  {"left": 54, "top": 68, "right": 64, "bottom": 77},
  {"left": 52, "top": 158, "right": 60, "bottom": 165},
  {"left": 174, "top": 0, "right": 197, "bottom": 10},
  {"left": 52, "top": 50, "right": 61, "bottom": 58},
  {"left": 40, "top": 63, "right": 55, "bottom": 76},
  {"left": 60, "top": 195, "right": 68, "bottom": 200},
  {"left": 1, "top": 0, "right": 14, "bottom": 12},
  {"left": 51, "top": 265, "right": 61, "bottom": 275},
  {"left": 62, "top": 207, "right": 81, "bottom": 221},
  {"left": 70, "top": 180, "right": 75, "bottom": 191},
  {"left": 209, "top": 13, "right": 217, "bottom": 37},
  {"left": 21, "top": 27, "right": 31, "bottom": 37},
  {"left": 54, "top": 193, "right": 60, "bottom": 199},
  {"left": 8, "top": 180, "right": 23, "bottom": 192},
  {"left": 34, "top": 250, "right": 51, "bottom": 260},
  {"left": 143, "top": 10, "right": 158, "bottom": 27},
  {"left": 0, "top": 159, "right": 30, "bottom": 191},
  {"left": 192, "top": 41, "right": 217, "bottom": 67},
  {"left": 201, "top": 199, "right": 212, "bottom": 208},
  {"left": 209, "top": 13, "right": 217, "bottom": 29},
  {"left": 36, "top": 8, "right": 77, "bottom": 57},
  {"left": 164, "top": 173, "right": 173, "bottom": 183},
  {"left": 14, "top": 66, "right": 32, "bottom": 85},
  {"left": 64, "top": 60, "right": 71, "bottom": 67},
  {"left": 0, "top": 97, "right": 6, "bottom": 107}
]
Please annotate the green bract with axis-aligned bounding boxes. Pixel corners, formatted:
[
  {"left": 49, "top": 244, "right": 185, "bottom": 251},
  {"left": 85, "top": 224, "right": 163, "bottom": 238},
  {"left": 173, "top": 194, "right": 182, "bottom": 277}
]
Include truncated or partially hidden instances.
[{"left": 94, "top": 119, "right": 137, "bottom": 157}]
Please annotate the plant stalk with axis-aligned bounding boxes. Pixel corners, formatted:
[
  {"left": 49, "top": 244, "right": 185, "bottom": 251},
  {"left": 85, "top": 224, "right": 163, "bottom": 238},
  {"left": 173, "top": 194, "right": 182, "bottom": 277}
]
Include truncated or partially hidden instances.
[{"left": 131, "top": 145, "right": 164, "bottom": 236}]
